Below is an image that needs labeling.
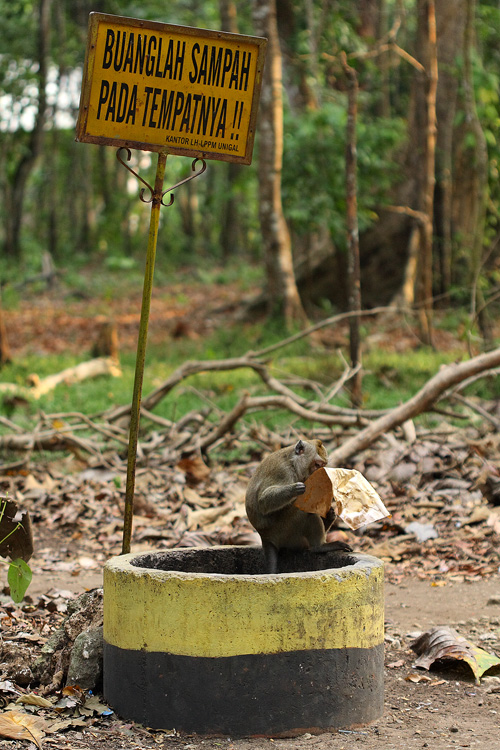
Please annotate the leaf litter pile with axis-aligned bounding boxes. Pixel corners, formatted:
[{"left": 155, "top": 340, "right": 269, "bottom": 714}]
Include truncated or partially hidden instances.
[
  {"left": 0, "top": 422, "right": 499, "bottom": 747},
  {"left": 4, "top": 421, "right": 499, "bottom": 585}
]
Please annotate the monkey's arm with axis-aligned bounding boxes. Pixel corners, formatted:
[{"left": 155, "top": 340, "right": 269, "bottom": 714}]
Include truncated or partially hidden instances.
[
  {"left": 323, "top": 505, "right": 336, "bottom": 532},
  {"left": 258, "top": 482, "right": 306, "bottom": 514}
]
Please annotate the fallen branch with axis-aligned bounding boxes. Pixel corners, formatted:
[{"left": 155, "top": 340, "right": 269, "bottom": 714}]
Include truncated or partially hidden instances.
[
  {"left": 328, "top": 347, "right": 500, "bottom": 466},
  {"left": 2, "top": 309, "right": 499, "bottom": 469},
  {"left": 449, "top": 393, "right": 500, "bottom": 431},
  {"left": 448, "top": 366, "right": 500, "bottom": 395},
  {"left": 250, "top": 359, "right": 377, "bottom": 418},
  {"left": 27, "top": 357, "right": 121, "bottom": 398},
  {"left": 105, "top": 306, "right": 394, "bottom": 424},
  {"left": 196, "top": 393, "right": 251, "bottom": 452},
  {"left": 107, "top": 350, "right": 385, "bottom": 427},
  {"left": 43, "top": 411, "right": 129, "bottom": 446},
  {"left": 193, "top": 392, "right": 369, "bottom": 454},
  {"left": 0, "top": 357, "right": 121, "bottom": 400},
  {"left": 0, "top": 429, "right": 100, "bottom": 458},
  {"left": 107, "top": 356, "right": 256, "bottom": 424},
  {"left": 0, "top": 415, "right": 23, "bottom": 432}
]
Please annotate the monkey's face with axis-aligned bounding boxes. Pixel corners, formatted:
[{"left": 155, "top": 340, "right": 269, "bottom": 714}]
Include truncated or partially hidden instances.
[
  {"left": 312, "top": 439, "right": 328, "bottom": 472},
  {"left": 293, "top": 439, "right": 327, "bottom": 478}
]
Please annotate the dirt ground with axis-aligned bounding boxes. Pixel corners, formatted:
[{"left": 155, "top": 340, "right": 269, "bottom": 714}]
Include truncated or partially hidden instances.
[{"left": 4, "top": 569, "right": 494, "bottom": 750}]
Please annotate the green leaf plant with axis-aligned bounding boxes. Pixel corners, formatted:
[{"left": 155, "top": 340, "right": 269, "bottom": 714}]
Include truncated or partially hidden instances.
[{"left": 0, "top": 496, "right": 33, "bottom": 603}]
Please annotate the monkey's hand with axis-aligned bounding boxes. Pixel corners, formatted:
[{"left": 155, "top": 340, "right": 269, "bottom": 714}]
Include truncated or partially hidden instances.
[{"left": 258, "top": 482, "right": 307, "bottom": 514}]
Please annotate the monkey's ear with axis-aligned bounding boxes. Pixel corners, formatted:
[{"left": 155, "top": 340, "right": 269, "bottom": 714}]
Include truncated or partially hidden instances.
[{"left": 294, "top": 440, "right": 305, "bottom": 455}]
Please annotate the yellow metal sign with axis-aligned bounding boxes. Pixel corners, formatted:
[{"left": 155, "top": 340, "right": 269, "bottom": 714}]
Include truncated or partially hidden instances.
[{"left": 76, "top": 13, "right": 267, "bottom": 164}]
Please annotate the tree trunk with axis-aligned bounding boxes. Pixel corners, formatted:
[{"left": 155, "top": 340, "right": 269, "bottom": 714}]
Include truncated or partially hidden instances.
[
  {"left": 342, "top": 55, "right": 363, "bottom": 406},
  {"left": 342, "top": 2, "right": 472, "bottom": 313},
  {"left": 358, "top": 0, "right": 379, "bottom": 38},
  {"left": 412, "top": 0, "right": 438, "bottom": 345},
  {"left": 3, "top": 0, "right": 51, "bottom": 258},
  {"left": 0, "top": 297, "right": 12, "bottom": 367},
  {"left": 434, "top": 0, "right": 466, "bottom": 296},
  {"left": 219, "top": 0, "right": 242, "bottom": 261},
  {"left": 252, "top": 0, "right": 307, "bottom": 326},
  {"left": 376, "top": 0, "right": 391, "bottom": 118},
  {"left": 462, "top": 0, "right": 493, "bottom": 344}
]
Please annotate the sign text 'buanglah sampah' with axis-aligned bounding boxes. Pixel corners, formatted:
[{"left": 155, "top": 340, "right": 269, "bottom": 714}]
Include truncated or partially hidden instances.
[{"left": 76, "top": 13, "right": 267, "bottom": 164}]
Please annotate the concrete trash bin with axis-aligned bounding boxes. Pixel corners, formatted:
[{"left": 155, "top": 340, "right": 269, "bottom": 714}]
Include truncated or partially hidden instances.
[{"left": 103, "top": 546, "right": 384, "bottom": 736}]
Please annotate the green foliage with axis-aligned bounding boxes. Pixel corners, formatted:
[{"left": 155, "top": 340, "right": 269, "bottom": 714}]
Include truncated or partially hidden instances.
[
  {"left": 282, "top": 101, "right": 405, "bottom": 244},
  {"left": 193, "top": 261, "right": 263, "bottom": 290},
  {"left": 7, "top": 558, "right": 32, "bottom": 603},
  {"left": 0, "top": 0, "right": 498, "bottom": 325},
  {"left": 0, "top": 498, "right": 32, "bottom": 603},
  {"left": 0, "top": 1, "right": 37, "bottom": 59}
]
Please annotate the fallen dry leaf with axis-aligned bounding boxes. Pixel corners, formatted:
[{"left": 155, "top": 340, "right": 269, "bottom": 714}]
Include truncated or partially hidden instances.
[
  {"left": 185, "top": 503, "right": 233, "bottom": 531},
  {"left": 82, "top": 694, "right": 112, "bottom": 714},
  {"left": 0, "top": 710, "right": 48, "bottom": 748},
  {"left": 487, "top": 510, "right": 500, "bottom": 535},
  {"left": 411, "top": 627, "right": 500, "bottom": 684},
  {"left": 367, "top": 540, "right": 408, "bottom": 561},
  {"left": 405, "top": 672, "right": 432, "bottom": 683},
  {"left": 182, "top": 486, "right": 213, "bottom": 508},
  {"left": 45, "top": 717, "right": 88, "bottom": 733},
  {"left": 16, "top": 693, "right": 53, "bottom": 708},
  {"left": 386, "top": 660, "right": 405, "bottom": 669},
  {"left": 176, "top": 455, "right": 211, "bottom": 483},
  {"left": 0, "top": 498, "right": 34, "bottom": 563},
  {"left": 61, "top": 684, "right": 85, "bottom": 701},
  {"left": 464, "top": 506, "right": 491, "bottom": 526}
]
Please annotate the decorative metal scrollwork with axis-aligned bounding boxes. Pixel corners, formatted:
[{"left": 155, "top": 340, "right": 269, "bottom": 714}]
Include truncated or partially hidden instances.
[
  {"left": 116, "top": 148, "right": 207, "bottom": 207},
  {"left": 159, "top": 157, "right": 207, "bottom": 206}
]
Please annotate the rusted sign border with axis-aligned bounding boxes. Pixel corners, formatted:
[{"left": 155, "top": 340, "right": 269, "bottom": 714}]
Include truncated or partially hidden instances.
[{"left": 76, "top": 12, "right": 267, "bottom": 165}]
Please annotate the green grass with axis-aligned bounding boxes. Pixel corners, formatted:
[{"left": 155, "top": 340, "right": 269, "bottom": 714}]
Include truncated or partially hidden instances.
[{"left": 1, "top": 315, "right": 498, "bottom": 438}]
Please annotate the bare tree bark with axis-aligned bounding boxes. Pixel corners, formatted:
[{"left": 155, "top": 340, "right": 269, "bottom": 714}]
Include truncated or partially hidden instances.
[
  {"left": 219, "top": 0, "right": 242, "bottom": 261},
  {"left": 342, "top": 54, "right": 363, "bottom": 406},
  {"left": 252, "top": 0, "right": 307, "bottom": 326},
  {"left": 376, "top": 0, "right": 391, "bottom": 118},
  {"left": 434, "top": 0, "right": 466, "bottom": 296},
  {"left": 462, "top": 0, "right": 493, "bottom": 345},
  {"left": 357, "top": 0, "right": 379, "bottom": 37},
  {"left": 414, "top": 0, "right": 438, "bottom": 346},
  {"left": 0, "top": 297, "right": 12, "bottom": 367}
]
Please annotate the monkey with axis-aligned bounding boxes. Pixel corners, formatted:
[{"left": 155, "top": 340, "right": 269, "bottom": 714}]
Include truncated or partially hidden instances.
[{"left": 245, "top": 438, "right": 352, "bottom": 573}]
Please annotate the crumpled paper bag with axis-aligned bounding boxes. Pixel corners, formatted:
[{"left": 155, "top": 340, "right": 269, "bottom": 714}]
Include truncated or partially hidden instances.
[{"left": 294, "top": 467, "right": 390, "bottom": 530}]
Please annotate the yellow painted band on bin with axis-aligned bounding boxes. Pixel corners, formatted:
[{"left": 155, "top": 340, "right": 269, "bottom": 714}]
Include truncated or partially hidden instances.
[{"left": 103, "top": 551, "right": 384, "bottom": 658}]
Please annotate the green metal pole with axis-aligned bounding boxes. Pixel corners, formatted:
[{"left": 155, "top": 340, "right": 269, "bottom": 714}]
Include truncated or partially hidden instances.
[{"left": 122, "top": 151, "right": 167, "bottom": 554}]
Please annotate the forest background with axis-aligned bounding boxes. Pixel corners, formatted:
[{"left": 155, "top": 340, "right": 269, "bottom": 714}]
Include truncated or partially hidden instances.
[
  {"left": 0, "top": 3, "right": 499, "bottom": 748},
  {"left": 1, "top": 0, "right": 499, "bottom": 339}
]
